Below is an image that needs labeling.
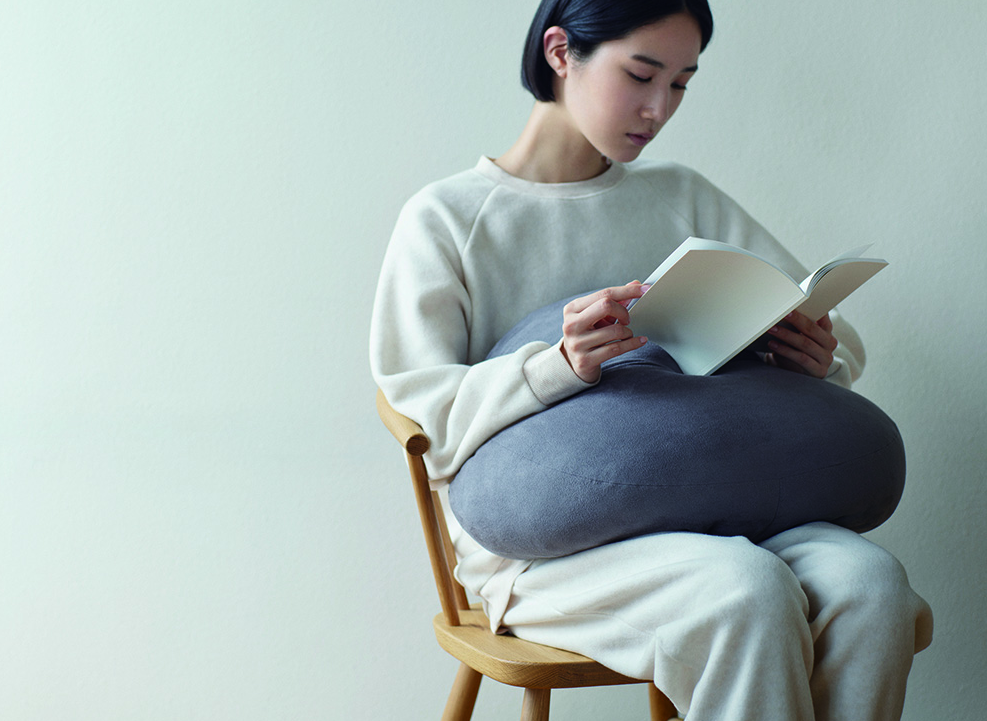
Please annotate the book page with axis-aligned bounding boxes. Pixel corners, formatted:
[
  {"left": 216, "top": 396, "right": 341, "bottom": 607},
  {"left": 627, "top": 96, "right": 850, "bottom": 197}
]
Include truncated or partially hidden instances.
[
  {"left": 629, "top": 246, "right": 806, "bottom": 375},
  {"left": 797, "top": 259, "right": 888, "bottom": 321}
]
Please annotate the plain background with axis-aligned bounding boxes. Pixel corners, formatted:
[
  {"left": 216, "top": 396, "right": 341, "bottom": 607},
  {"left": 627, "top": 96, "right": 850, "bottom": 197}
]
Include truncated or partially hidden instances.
[{"left": 2, "top": 1, "right": 985, "bottom": 719}]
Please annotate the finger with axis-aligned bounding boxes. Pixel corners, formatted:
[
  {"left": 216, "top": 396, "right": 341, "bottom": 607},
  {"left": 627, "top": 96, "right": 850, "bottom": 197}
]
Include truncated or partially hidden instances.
[
  {"left": 785, "top": 311, "right": 837, "bottom": 350},
  {"left": 770, "top": 313, "right": 837, "bottom": 356},
  {"left": 597, "top": 282, "right": 650, "bottom": 322},
  {"left": 764, "top": 351, "right": 802, "bottom": 375},
  {"left": 766, "top": 315, "right": 831, "bottom": 376},
  {"left": 617, "top": 282, "right": 650, "bottom": 308},
  {"left": 816, "top": 313, "right": 833, "bottom": 333},
  {"left": 578, "top": 334, "right": 649, "bottom": 369},
  {"left": 573, "top": 295, "right": 633, "bottom": 331},
  {"left": 609, "top": 280, "right": 649, "bottom": 301},
  {"left": 565, "top": 301, "right": 626, "bottom": 341},
  {"left": 765, "top": 336, "right": 830, "bottom": 378},
  {"left": 565, "top": 283, "right": 647, "bottom": 316},
  {"left": 565, "top": 323, "right": 637, "bottom": 359},
  {"left": 773, "top": 331, "right": 831, "bottom": 373},
  {"left": 565, "top": 332, "right": 647, "bottom": 382},
  {"left": 564, "top": 288, "right": 618, "bottom": 315},
  {"left": 765, "top": 341, "right": 818, "bottom": 377},
  {"left": 781, "top": 311, "right": 817, "bottom": 336}
]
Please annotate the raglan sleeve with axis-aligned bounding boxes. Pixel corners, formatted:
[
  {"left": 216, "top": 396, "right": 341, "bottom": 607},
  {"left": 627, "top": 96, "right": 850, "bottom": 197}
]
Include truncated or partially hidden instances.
[
  {"left": 369, "top": 188, "right": 591, "bottom": 486},
  {"left": 683, "top": 170, "right": 865, "bottom": 388}
]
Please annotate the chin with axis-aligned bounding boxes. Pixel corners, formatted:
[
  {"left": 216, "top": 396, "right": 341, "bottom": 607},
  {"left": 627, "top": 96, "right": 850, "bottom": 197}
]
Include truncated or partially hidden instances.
[{"left": 607, "top": 146, "right": 646, "bottom": 164}]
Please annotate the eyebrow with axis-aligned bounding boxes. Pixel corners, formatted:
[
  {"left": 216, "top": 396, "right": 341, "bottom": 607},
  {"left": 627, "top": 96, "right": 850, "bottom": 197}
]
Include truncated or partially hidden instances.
[{"left": 631, "top": 54, "right": 699, "bottom": 73}]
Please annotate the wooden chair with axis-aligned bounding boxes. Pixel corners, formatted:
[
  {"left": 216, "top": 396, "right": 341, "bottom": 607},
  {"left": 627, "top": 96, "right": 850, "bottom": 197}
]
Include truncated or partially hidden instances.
[{"left": 376, "top": 389, "right": 681, "bottom": 721}]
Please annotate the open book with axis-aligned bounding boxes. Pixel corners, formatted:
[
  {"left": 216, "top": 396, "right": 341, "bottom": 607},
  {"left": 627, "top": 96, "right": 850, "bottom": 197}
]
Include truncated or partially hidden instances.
[{"left": 626, "top": 237, "right": 887, "bottom": 376}]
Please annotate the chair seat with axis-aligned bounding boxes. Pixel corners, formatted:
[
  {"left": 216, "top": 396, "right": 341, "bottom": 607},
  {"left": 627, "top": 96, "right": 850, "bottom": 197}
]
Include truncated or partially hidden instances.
[{"left": 433, "top": 607, "right": 644, "bottom": 690}]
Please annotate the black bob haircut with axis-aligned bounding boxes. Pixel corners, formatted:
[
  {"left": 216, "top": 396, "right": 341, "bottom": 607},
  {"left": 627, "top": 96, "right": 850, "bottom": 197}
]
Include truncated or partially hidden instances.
[{"left": 521, "top": 0, "right": 714, "bottom": 102}]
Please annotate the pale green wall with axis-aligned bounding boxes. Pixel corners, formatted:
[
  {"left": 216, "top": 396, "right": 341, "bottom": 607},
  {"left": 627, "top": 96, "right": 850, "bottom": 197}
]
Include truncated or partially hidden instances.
[{"left": 1, "top": 1, "right": 983, "bottom": 719}]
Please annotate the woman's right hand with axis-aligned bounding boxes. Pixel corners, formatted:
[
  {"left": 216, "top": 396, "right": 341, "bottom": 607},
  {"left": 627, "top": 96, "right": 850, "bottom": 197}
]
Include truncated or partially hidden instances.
[{"left": 560, "top": 282, "right": 649, "bottom": 383}]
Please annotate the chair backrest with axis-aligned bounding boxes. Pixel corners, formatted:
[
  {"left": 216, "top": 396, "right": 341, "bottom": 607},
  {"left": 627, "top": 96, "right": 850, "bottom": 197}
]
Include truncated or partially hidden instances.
[{"left": 376, "top": 389, "right": 470, "bottom": 626}]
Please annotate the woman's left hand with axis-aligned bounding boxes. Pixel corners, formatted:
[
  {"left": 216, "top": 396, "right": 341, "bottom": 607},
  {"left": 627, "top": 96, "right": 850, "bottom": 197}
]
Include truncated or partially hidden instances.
[{"left": 764, "top": 311, "right": 839, "bottom": 379}]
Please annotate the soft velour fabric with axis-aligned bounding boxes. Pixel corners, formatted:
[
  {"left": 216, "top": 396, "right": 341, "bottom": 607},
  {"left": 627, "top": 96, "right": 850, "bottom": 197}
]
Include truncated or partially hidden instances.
[{"left": 449, "top": 296, "right": 905, "bottom": 560}]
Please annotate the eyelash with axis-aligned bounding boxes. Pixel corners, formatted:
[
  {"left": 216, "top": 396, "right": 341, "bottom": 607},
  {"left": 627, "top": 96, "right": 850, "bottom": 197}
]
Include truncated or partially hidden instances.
[{"left": 627, "top": 72, "right": 688, "bottom": 90}]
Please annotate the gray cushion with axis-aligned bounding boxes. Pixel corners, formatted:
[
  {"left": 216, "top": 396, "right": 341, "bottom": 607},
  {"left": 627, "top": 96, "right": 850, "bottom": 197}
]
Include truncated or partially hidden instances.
[{"left": 449, "top": 296, "right": 905, "bottom": 559}]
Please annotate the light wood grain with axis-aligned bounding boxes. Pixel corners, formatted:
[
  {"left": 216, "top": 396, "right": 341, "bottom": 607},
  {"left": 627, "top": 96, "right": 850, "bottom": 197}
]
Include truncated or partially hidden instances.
[
  {"left": 433, "top": 608, "right": 643, "bottom": 689},
  {"left": 441, "top": 663, "right": 482, "bottom": 721},
  {"left": 376, "top": 387, "right": 429, "bottom": 456},
  {"left": 520, "top": 687, "right": 551, "bottom": 721},
  {"left": 650, "top": 683, "right": 680, "bottom": 720},
  {"left": 376, "top": 389, "right": 680, "bottom": 720}
]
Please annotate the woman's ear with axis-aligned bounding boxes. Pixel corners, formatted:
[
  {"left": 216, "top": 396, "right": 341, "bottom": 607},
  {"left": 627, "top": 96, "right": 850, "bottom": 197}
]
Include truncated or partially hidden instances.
[{"left": 543, "top": 26, "right": 570, "bottom": 78}]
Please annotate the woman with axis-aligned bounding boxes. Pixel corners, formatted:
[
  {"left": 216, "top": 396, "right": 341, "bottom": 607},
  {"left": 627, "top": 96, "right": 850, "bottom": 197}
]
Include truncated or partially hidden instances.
[{"left": 370, "top": 1, "right": 932, "bottom": 718}]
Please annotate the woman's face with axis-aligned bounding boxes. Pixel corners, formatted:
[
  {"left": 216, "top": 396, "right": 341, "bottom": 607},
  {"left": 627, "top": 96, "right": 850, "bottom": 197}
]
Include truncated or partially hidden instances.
[{"left": 558, "top": 13, "right": 702, "bottom": 163}]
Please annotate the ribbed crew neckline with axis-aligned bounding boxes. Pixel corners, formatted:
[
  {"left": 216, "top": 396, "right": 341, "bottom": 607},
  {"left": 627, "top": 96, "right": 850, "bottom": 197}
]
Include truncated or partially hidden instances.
[{"left": 473, "top": 156, "right": 627, "bottom": 198}]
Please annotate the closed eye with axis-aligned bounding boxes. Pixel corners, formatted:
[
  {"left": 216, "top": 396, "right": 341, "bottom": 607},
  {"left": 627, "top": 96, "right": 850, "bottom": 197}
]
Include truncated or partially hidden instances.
[{"left": 628, "top": 72, "right": 689, "bottom": 91}]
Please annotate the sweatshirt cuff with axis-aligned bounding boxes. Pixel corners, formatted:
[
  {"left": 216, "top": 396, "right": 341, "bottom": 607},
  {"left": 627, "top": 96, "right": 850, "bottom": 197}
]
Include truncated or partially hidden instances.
[
  {"left": 522, "top": 340, "right": 595, "bottom": 406},
  {"left": 823, "top": 357, "right": 851, "bottom": 389}
]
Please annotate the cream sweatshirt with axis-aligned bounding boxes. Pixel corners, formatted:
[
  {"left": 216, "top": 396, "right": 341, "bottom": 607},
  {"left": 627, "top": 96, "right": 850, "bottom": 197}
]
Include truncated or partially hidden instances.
[{"left": 370, "top": 156, "right": 865, "bottom": 629}]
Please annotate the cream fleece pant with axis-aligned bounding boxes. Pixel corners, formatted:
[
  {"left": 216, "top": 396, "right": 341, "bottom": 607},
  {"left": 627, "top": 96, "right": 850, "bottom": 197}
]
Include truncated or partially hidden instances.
[{"left": 499, "top": 522, "right": 933, "bottom": 721}]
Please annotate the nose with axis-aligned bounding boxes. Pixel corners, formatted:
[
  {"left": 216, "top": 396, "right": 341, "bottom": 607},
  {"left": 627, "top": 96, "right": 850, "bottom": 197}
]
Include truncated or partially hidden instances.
[{"left": 641, "top": 87, "right": 672, "bottom": 125}]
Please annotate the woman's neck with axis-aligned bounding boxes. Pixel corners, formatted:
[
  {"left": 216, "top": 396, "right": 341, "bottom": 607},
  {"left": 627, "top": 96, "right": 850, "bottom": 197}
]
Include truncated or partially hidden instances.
[{"left": 494, "top": 102, "right": 611, "bottom": 184}]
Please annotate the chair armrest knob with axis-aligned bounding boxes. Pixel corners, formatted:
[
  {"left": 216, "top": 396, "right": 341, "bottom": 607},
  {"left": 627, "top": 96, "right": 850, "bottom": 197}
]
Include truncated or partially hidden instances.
[{"left": 376, "top": 388, "right": 430, "bottom": 456}]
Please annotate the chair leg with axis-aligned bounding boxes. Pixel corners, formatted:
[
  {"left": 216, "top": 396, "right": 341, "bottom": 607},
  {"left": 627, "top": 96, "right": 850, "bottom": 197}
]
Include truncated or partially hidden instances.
[
  {"left": 648, "top": 683, "right": 679, "bottom": 721},
  {"left": 520, "top": 687, "right": 550, "bottom": 721},
  {"left": 441, "top": 663, "right": 482, "bottom": 721}
]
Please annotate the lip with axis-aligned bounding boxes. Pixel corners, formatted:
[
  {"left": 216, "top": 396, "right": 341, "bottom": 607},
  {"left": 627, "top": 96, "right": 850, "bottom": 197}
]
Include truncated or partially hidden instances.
[{"left": 627, "top": 133, "right": 654, "bottom": 147}]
